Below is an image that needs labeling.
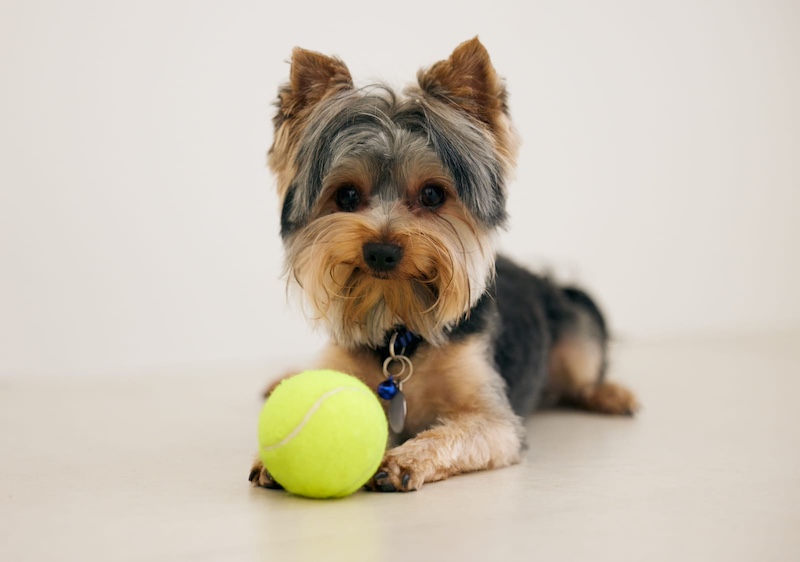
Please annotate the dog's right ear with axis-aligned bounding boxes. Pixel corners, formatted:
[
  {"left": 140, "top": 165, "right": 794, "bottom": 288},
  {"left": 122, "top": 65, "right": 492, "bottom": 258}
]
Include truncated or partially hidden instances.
[
  {"left": 277, "top": 48, "right": 353, "bottom": 121},
  {"left": 269, "top": 48, "right": 353, "bottom": 198}
]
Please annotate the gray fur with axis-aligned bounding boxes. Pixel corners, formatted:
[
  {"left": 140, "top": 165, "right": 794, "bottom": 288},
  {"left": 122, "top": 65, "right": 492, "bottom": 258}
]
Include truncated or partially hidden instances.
[{"left": 280, "top": 86, "right": 507, "bottom": 238}]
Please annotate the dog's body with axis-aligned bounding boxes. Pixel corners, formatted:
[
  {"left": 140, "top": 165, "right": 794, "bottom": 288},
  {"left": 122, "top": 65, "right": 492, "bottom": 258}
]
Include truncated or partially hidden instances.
[{"left": 250, "top": 38, "right": 637, "bottom": 492}]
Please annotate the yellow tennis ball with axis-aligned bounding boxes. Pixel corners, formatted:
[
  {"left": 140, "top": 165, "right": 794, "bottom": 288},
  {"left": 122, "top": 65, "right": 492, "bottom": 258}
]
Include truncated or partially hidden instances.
[{"left": 258, "top": 369, "right": 388, "bottom": 498}]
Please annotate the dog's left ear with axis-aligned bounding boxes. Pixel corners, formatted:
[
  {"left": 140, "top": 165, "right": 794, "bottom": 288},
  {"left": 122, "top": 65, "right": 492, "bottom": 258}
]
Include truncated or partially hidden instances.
[{"left": 417, "top": 37, "right": 508, "bottom": 131}]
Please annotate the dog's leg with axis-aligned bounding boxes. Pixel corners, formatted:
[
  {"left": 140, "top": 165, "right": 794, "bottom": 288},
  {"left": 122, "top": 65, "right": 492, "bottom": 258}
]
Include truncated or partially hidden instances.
[
  {"left": 367, "top": 411, "right": 523, "bottom": 492},
  {"left": 248, "top": 456, "right": 282, "bottom": 489},
  {"left": 548, "top": 337, "right": 638, "bottom": 415},
  {"left": 368, "top": 336, "right": 525, "bottom": 492},
  {"left": 249, "top": 369, "right": 300, "bottom": 488}
]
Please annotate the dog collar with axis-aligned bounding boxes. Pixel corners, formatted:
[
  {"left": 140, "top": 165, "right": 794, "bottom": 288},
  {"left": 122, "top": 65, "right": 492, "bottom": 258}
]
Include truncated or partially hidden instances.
[{"left": 376, "top": 326, "right": 423, "bottom": 362}]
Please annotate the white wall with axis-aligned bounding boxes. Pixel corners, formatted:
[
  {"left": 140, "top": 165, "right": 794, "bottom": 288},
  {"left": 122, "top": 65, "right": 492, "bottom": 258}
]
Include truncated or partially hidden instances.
[{"left": 1, "top": 0, "right": 798, "bottom": 377}]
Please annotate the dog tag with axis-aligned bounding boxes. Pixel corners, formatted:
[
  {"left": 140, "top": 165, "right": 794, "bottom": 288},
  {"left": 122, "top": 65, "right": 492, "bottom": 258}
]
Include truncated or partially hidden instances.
[{"left": 388, "top": 390, "right": 407, "bottom": 434}]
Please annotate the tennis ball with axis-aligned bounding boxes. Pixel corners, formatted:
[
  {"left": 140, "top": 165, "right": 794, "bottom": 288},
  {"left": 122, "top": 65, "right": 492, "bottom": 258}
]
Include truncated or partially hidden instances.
[{"left": 258, "top": 369, "right": 388, "bottom": 498}]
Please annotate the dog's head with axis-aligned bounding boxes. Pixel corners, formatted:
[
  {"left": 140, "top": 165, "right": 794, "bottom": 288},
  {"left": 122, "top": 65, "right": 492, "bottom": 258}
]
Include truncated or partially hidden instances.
[{"left": 269, "top": 38, "right": 518, "bottom": 348}]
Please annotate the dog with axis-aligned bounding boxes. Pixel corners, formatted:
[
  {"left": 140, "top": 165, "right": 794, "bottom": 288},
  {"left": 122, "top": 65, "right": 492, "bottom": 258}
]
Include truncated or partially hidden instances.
[{"left": 249, "top": 37, "right": 637, "bottom": 493}]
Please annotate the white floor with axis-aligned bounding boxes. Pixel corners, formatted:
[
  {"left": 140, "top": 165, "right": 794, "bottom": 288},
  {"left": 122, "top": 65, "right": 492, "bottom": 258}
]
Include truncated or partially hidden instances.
[{"left": 2, "top": 332, "right": 799, "bottom": 562}]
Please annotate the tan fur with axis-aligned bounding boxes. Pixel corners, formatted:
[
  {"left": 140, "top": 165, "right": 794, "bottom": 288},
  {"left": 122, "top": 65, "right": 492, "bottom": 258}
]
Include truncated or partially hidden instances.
[
  {"left": 547, "top": 338, "right": 638, "bottom": 415},
  {"left": 546, "top": 337, "right": 603, "bottom": 400},
  {"left": 267, "top": 126, "right": 300, "bottom": 199},
  {"left": 578, "top": 381, "right": 639, "bottom": 416},
  {"left": 284, "top": 195, "right": 495, "bottom": 348}
]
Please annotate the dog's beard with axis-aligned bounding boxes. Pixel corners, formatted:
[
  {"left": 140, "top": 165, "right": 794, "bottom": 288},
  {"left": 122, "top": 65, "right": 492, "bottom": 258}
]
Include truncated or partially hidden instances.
[{"left": 284, "top": 203, "right": 495, "bottom": 348}]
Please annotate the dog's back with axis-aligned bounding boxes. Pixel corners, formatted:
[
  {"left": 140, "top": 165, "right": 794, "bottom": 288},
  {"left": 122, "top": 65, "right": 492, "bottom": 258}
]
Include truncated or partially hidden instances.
[{"left": 493, "top": 255, "right": 614, "bottom": 415}]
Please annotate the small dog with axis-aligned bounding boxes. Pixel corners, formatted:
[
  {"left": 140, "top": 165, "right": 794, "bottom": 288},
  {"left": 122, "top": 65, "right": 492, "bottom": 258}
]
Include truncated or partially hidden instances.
[{"left": 250, "top": 38, "right": 637, "bottom": 492}]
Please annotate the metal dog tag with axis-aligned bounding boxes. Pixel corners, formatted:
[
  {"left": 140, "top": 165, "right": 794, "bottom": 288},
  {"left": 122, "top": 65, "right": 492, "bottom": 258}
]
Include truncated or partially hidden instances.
[{"left": 388, "top": 390, "right": 407, "bottom": 434}]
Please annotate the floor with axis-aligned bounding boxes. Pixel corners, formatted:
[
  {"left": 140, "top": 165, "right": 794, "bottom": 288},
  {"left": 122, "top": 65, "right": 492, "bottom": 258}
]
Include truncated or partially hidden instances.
[{"left": 2, "top": 332, "right": 799, "bottom": 562}]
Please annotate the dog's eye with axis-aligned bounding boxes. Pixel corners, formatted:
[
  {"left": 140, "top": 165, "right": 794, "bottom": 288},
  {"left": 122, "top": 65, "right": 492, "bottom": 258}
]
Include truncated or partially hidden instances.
[
  {"left": 419, "top": 185, "right": 446, "bottom": 209},
  {"left": 335, "top": 185, "right": 361, "bottom": 212}
]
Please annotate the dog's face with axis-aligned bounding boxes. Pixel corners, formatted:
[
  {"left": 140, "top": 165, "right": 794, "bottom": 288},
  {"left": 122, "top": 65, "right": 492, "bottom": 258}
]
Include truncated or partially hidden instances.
[{"left": 269, "top": 38, "right": 518, "bottom": 348}]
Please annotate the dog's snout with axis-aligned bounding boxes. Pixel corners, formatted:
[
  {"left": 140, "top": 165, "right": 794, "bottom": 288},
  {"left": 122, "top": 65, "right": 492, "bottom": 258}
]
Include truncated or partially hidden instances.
[{"left": 363, "top": 242, "right": 403, "bottom": 273}]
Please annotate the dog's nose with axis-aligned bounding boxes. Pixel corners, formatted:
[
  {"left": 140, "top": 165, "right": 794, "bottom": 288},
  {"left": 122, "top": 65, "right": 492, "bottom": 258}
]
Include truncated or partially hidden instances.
[{"left": 363, "top": 242, "right": 403, "bottom": 273}]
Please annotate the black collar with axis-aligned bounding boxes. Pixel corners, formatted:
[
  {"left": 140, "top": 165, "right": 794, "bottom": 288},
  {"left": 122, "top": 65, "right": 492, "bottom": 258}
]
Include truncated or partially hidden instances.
[{"left": 375, "top": 326, "right": 424, "bottom": 361}]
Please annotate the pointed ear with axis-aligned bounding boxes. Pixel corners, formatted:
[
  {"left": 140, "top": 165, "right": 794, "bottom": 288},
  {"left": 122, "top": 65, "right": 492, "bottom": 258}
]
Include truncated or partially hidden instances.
[
  {"left": 277, "top": 47, "right": 353, "bottom": 120},
  {"left": 417, "top": 37, "right": 508, "bottom": 130}
]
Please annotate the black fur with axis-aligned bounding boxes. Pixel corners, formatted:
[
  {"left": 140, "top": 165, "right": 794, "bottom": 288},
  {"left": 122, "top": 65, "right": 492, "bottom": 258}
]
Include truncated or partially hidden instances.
[
  {"left": 279, "top": 185, "right": 298, "bottom": 239},
  {"left": 491, "top": 255, "right": 609, "bottom": 415},
  {"left": 369, "top": 255, "right": 609, "bottom": 417}
]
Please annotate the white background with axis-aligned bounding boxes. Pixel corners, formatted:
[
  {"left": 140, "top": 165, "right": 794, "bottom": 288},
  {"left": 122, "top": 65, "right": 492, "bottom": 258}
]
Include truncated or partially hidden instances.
[{"left": 1, "top": 0, "right": 798, "bottom": 377}]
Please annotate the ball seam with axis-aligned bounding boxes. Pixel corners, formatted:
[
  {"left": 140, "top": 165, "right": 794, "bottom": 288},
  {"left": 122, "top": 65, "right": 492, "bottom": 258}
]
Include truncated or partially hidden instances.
[{"left": 260, "top": 386, "right": 374, "bottom": 453}]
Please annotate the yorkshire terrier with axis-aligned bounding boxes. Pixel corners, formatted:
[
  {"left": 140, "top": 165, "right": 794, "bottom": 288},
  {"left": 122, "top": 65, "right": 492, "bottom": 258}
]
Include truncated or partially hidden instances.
[{"left": 249, "top": 38, "right": 638, "bottom": 493}]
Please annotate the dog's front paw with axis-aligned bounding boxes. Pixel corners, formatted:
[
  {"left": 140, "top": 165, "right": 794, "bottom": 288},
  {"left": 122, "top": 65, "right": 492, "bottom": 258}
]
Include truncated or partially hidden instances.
[
  {"left": 365, "top": 447, "right": 432, "bottom": 493},
  {"left": 248, "top": 458, "right": 283, "bottom": 489}
]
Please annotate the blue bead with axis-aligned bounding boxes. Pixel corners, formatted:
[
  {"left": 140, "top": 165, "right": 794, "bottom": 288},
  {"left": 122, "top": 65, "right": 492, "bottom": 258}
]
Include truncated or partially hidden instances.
[{"left": 377, "top": 378, "right": 398, "bottom": 400}]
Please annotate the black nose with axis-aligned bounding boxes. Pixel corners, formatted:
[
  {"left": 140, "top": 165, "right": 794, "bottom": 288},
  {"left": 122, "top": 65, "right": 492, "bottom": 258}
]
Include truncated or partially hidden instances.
[{"left": 363, "top": 242, "right": 403, "bottom": 273}]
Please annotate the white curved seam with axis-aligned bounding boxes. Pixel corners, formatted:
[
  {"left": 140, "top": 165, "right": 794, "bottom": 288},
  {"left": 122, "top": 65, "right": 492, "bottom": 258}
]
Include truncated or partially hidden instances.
[{"left": 261, "top": 386, "right": 370, "bottom": 453}]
